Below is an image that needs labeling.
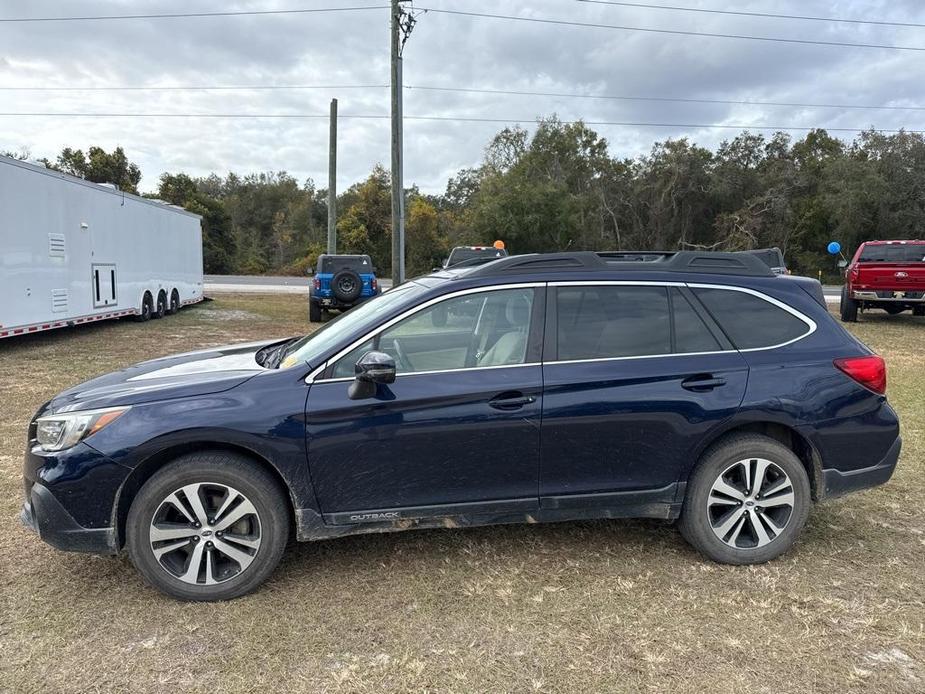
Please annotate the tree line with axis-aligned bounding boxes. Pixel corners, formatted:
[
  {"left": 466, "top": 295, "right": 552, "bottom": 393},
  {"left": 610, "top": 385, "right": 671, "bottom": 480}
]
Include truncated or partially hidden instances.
[{"left": 9, "top": 118, "right": 925, "bottom": 279}]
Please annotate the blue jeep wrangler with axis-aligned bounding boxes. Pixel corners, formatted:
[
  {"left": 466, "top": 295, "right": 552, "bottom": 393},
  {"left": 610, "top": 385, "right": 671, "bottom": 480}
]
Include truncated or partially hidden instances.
[{"left": 309, "top": 254, "right": 379, "bottom": 322}]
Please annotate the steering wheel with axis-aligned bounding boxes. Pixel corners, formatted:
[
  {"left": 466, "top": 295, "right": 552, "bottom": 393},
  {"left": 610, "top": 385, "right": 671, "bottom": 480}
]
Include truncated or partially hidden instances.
[{"left": 391, "top": 337, "right": 411, "bottom": 372}]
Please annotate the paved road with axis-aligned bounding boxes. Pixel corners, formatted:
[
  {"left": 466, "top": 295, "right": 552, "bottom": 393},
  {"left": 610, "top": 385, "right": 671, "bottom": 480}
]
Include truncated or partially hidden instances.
[
  {"left": 204, "top": 274, "right": 394, "bottom": 294},
  {"left": 206, "top": 274, "right": 840, "bottom": 300}
]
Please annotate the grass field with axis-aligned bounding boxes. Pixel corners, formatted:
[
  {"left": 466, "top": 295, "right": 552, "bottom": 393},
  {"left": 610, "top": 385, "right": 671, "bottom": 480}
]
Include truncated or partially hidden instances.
[{"left": 1, "top": 294, "right": 923, "bottom": 693}]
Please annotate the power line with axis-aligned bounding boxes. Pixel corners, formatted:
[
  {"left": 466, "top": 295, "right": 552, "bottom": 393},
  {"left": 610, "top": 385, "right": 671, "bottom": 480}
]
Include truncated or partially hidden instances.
[
  {"left": 406, "top": 85, "right": 925, "bottom": 113},
  {"left": 0, "top": 111, "right": 919, "bottom": 134},
  {"left": 0, "top": 5, "right": 387, "bottom": 23},
  {"left": 0, "top": 84, "right": 389, "bottom": 91},
  {"left": 6, "top": 81, "right": 925, "bottom": 113},
  {"left": 417, "top": 7, "right": 925, "bottom": 52},
  {"left": 577, "top": 0, "right": 925, "bottom": 29}
]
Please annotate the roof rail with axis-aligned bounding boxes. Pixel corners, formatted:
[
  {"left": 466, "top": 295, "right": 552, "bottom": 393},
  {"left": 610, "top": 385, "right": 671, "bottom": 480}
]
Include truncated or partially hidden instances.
[{"left": 463, "top": 250, "right": 775, "bottom": 278}]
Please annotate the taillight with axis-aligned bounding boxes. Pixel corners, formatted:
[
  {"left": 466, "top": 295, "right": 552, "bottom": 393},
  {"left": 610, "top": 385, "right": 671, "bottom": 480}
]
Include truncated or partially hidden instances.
[
  {"left": 848, "top": 265, "right": 859, "bottom": 282},
  {"left": 371, "top": 278, "right": 378, "bottom": 291},
  {"left": 834, "top": 355, "right": 886, "bottom": 395},
  {"left": 312, "top": 278, "right": 320, "bottom": 290}
]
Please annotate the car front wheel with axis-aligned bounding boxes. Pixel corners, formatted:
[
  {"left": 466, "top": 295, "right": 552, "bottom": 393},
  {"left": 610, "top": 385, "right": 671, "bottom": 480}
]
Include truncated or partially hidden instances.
[
  {"left": 126, "top": 452, "right": 290, "bottom": 601},
  {"left": 679, "top": 434, "right": 811, "bottom": 565}
]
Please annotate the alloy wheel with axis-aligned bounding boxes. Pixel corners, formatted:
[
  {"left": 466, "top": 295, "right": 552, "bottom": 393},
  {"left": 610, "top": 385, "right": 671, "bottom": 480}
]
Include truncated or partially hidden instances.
[
  {"left": 707, "top": 457, "right": 795, "bottom": 550},
  {"left": 148, "top": 482, "right": 261, "bottom": 585}
]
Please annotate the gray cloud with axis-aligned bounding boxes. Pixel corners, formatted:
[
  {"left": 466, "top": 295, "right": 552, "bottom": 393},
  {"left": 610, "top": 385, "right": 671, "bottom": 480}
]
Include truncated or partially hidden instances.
[{"left": 2, "top": 0, "right": 924, "bottom": 193}]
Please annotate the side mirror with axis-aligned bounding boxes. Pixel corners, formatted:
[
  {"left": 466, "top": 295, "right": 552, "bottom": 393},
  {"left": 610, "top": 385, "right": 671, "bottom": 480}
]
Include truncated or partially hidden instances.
[
  {"left": 306, "top": 266, "right": 314, "bottom": 275},
  {"left": 348, "top": 350, "right": 396, "bottom": 400}
]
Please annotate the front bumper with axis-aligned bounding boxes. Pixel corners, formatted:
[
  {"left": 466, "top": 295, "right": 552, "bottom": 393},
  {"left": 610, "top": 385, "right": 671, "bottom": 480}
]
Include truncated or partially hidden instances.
[
  {"left": 822, "top": 436, "right": 901, "bottom": 499},
  {"left": 20, "top": 482, "right": 118, "bottom": 554}
]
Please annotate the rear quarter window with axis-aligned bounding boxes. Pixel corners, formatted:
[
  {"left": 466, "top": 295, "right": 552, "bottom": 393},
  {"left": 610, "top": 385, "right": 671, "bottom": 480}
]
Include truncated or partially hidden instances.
[{"left": 692, "top": 288, "right": 811, "bottom": 350}]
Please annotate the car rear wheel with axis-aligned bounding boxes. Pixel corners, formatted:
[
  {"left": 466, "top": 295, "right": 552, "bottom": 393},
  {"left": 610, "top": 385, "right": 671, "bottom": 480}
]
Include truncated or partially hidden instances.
[
  {"left": 914, "top": 306, "right": 925, "bottom": 317},
  {"left": 840, "top": 286, "right": 858, "bottom": 322},
  {"left": 309, "top": 299, "right": 322, "bottom": 322},
  {"left": 126, "top": 452, "right": 290, "bottom": 601},
  {"left": 679, "top": 434, "right": 811, "bottom": 565}
]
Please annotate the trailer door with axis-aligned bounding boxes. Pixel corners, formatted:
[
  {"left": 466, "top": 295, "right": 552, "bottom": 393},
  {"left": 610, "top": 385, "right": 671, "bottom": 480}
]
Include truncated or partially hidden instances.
[{"left": 91, "top": 263, "right": 118, "bottom": 308}]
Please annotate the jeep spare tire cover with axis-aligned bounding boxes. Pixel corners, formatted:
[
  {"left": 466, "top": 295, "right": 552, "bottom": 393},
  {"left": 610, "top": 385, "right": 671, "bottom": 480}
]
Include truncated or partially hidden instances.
[{"left": 332, "top": 269, "right": 363, "bottom": 303}]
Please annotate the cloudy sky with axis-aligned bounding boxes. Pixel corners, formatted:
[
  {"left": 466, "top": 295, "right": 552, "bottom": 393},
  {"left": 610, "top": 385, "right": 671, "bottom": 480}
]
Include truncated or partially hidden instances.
[{"left": 2, "top": 0, "right": 924, "bottom": 194}]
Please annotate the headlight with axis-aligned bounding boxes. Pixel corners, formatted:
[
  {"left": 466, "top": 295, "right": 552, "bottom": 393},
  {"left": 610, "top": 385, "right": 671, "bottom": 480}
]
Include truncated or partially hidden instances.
[{"left": 35, "top": 406, "right": 130, "bottom": 452}]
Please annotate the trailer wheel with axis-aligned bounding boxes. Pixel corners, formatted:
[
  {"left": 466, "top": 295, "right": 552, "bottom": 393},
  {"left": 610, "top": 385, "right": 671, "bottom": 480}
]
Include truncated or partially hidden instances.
[
  {"left": 153, "top": 291, "right": 167, "bottom": 319},
  {"left": 166, "top": 289, "right": 180, "bottom": 315},
  {"left": 135, "top": 292, "right": 153, "bottom": 322}
]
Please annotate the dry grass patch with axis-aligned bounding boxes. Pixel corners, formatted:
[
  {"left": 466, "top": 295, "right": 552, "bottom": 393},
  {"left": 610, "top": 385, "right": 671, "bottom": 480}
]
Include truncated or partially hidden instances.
[{"left": 0, "top": 294, "right": 922, "bottom": 693}]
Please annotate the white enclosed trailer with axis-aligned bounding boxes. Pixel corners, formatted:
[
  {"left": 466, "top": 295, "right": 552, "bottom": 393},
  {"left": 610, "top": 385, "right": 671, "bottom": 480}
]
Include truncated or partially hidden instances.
[{"left": 0, "top": 155, "right": 203, "bottom": 338}]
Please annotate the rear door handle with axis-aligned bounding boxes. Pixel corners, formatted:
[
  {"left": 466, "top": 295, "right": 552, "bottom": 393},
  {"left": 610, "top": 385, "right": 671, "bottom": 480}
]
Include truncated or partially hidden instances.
[
  {"left": 489, "top": 392, "right": 536, "bottom": 410},
  {"left": 681, "top": 375, "right": 727, "bottom": 392}
]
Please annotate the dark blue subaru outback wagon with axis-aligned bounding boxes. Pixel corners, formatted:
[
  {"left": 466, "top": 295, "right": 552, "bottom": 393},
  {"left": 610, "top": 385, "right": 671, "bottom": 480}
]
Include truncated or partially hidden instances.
[{"left": 22, "top": 251, "right": 901, "bottom": 600}]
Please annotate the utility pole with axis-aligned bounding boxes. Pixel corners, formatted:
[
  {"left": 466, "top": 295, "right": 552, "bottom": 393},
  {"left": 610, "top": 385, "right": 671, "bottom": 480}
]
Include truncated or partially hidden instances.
[
  {"left": 390, "top": 0, "right": 416, "bottom": 284},
  {"left": 327, "top": 97, "right": 337, "bottom": 254},
  {"left": 390, "top": 0, "right": 404, "bottom": 285}
]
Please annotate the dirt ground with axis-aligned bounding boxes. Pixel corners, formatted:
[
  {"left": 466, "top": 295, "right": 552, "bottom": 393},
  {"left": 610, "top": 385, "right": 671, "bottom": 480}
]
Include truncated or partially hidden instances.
[{"left": 0, "top": 294, "right": 922, "bottom": 693}]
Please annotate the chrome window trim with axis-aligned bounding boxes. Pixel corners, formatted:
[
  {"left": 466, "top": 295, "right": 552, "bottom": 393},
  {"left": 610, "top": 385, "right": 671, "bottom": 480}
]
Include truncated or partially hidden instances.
[
  {"left": 305, "top": 279, "right": 818, "bottom": 382},
  {"left": 312, "top": 362, "right": 542, "bottom": 385},
  {"left": 305, "top": 282, "right": 544, "bottom": 383},
  {"left": 545, "top": 280, "right": 816, "bottom": 365}
]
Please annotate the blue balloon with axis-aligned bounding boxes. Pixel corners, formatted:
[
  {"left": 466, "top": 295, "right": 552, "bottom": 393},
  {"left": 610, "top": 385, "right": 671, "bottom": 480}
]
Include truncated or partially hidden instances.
[{"left": 827, "top": 241, "right": 841, "bottom": 255}]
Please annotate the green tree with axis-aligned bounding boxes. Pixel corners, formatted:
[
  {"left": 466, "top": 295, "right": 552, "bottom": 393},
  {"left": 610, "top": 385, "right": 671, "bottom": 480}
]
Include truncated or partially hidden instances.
[{"left": 45, "top": 146, "right": 142, "bottom": 193}]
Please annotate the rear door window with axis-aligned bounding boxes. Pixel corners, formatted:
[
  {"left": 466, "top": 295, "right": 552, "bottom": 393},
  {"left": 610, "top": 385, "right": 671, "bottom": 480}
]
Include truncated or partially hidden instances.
[
  {"left": 555, "top": 286, "right": 671, "bottom": 360},
  {"left": 692, "top": 288, "right": 811, "bottom": 350}
]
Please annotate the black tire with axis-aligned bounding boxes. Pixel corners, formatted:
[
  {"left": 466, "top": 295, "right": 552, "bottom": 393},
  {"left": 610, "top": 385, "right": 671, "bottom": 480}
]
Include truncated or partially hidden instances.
[
  {"left": 840, "top": 285, "right": 858, "bottom": 322},
  {"left": 134, "top": 292, "right": 153, "bottom": 322},
  {"left": 166, "top": 289, "right": 180, "bottom": 315},
  {"left": 913, "top": 306, "right": 925, "bottom": 317},
  {"left": 678, "top": 434, "right": 811, "bottom": 565},
  {"left": 126, "top": 452, "right": 290, "bottom": 601},
  {"left": 309, "top": 299, "right": 322, "bottom": 323},
  {"left": 153, "top": 291, "right": 167, "bottom": 319},
  {"left": 331, "top": 269, "right": 362, "bottom": 303}
]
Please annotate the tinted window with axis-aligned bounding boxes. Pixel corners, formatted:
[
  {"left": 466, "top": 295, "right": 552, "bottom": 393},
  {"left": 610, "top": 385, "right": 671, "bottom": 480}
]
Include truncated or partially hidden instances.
[
  {"left": 320, "top": 256, "right": 373, "bottom": 273},
  {"left": 858, "top": 244, "right": 925, "bottom": 263},
  {"left": 556, "top": 286, "right": 670, "bottom": 360},
  {"left": 743, "top": 248, "right": 785, "bottom": 269},
  {"left": 670, "top": 289, "right": 721, "bottom": 353},
  {"left": 692, "top": 288, "right": 809, "bottom": 350},
  {"left": 331, "top": 288, "right": 534, "bottom": 377},
  {"left": 447, "top": 248, "right": 507, "bottom": 266}
]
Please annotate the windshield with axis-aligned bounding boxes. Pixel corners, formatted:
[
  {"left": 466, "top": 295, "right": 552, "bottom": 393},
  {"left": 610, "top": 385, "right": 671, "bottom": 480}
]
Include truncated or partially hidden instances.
[
  {"left": 280, "top": 282, "right": 427, "bottom": 368},
  {"left": 447, "top": 248, "right": 507, "bottom": 266},
  {"left": 743, "top": 248, "right": 785, "bottom": 269},
  {"left": 859, "top": 245, "right": 925, "bottom": 263}
]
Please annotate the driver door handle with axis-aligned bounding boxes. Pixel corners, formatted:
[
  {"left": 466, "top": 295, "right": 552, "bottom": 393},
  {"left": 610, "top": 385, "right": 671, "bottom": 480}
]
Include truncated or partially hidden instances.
[
  {"left": 681, "top": 375, "right": 727, "bottom": 392},
  {"left": 489, "top": 392, "right": 536, "bottom": 410}
]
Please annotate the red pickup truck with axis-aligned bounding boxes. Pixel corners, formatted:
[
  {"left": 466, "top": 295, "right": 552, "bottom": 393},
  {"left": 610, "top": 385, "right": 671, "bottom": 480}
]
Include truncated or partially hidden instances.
[{"left": 840, "top": 240, "right": 925, "bottom": 321}]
